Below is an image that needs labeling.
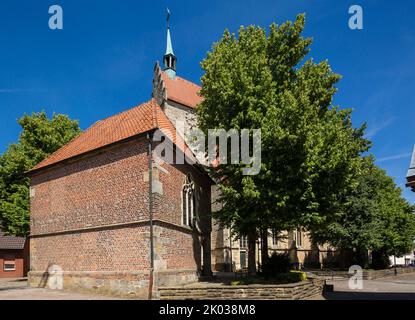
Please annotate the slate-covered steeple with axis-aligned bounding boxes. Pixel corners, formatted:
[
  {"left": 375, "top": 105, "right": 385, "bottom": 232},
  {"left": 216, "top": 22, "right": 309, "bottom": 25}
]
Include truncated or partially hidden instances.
[{"left": 163, "top": 8, "right": 177, "bottom": 79}]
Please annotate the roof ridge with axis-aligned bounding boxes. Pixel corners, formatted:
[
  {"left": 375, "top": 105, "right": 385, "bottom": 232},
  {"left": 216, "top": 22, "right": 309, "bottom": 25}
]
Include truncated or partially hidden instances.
[{"left": 95, "top": 99, "right": 154, "bottom": 123}]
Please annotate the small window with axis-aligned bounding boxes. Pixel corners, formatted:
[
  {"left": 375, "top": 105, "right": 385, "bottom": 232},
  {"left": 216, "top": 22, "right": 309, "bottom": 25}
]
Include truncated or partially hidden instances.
[
  {"left": 272, "top": 230, "right": 278, "bottom": 245},
  {"left": 294, "top": 229, "right": 302, "bottom": 248},
  {"left": 4, "top": 260, "right": 15, "bottom": 271},
  {"left": 239, "top": 236, "right": 248, "bottom": 248}
]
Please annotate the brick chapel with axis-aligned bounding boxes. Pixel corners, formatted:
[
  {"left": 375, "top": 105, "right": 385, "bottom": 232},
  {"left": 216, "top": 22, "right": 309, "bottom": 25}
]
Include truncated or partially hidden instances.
[{"left": 27, "top": 18, "right": 341, "bottom": 297}]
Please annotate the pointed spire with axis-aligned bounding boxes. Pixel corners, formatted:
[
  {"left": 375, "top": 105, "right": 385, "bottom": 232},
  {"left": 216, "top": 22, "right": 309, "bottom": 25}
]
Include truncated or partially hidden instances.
[
  {"left": 166, "top": 27, "right": 174, "bottom": 56},
  {"left": 163, "top": 8, "right": 177, "bottom": 79}
]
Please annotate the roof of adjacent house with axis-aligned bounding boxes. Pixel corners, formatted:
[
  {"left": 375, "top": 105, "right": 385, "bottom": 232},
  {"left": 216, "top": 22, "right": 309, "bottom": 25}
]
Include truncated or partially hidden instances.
[
  {"left": 0, "top": 232, "right": 26, "bottom": 250},
  {"left": 407, "top": 145, "right": 415, "bottom": 182},
  {"left": 161, "top": 71, "right": 203, "bottom": 109},
  {"left": 28, "top": 99, "right": 191, "bottom": 174}
]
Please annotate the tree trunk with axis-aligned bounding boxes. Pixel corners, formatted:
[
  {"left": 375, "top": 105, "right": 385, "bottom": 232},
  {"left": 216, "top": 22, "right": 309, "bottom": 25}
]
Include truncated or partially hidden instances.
[
  {"left": 372, "top": 249, "right": 390, "bottom": 270},
  {"left": 260, "top": 228, "right": 269, "bottom": 272},
  {"left": 247, "top": 231, "right": 257, "bottom": 276}
]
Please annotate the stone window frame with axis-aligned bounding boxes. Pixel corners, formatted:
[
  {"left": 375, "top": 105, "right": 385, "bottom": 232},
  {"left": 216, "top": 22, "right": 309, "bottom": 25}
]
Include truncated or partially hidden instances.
[
  {"left": 239, "top": 236, "right": 248, "bottom": 249},
  {"left": 272, "top": 230, "right": 278, "bottom": 246},
  {"left": 181, "top": 173, "right": 195, "bottom": 227}
]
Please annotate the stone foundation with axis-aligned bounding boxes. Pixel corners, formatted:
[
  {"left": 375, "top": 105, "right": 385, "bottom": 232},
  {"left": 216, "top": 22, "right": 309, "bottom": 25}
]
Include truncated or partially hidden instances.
[
  {"left": 363, "top": 267, "right": 415, "bottom": 280},
  {"left": 28, "top": 269, "right": 199, "bottom": 299},
  {"left": 159, "top": 279, "right": 324, "bottom": 300}
]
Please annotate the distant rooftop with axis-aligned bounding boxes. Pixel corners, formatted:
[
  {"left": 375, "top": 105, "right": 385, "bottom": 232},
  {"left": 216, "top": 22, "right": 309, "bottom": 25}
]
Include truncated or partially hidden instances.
[{"left": 0, "top": 231, "right": 26, "bottom": 250}]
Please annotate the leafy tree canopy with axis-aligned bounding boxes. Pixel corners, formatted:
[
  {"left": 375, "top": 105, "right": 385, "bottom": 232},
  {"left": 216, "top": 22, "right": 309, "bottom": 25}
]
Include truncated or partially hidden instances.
[
  {"left": 198, "top": 14, "right": 369, "bottom": 238},
  {"left": 0, "top": 112, "right": 81, "bottom": 236},
  {"left": 311, "top": 156, "right": 415, "bottom": 264}
]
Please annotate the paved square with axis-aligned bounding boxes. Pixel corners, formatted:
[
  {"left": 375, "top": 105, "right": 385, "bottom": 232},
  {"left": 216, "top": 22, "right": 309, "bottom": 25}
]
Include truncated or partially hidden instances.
[
  {"left": 315, "top": 272, "right": 415, "bottom": 300},
  {"left": 0, "top": 278, "right": 120, "bottom": 300}
]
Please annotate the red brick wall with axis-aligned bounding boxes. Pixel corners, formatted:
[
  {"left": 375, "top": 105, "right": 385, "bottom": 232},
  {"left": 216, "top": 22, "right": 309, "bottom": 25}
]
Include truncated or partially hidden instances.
[
  {"left": 152, "top": 149, "right": 212, "bottom": 273},
  {"left": 156, "top": 225, "right": 201, "bottom": 270},
  {"left": 29, "top": 137, "right": 211, "bottom": 278},
  {"left": 30, "top": 226, "right": 151, "bottom": 272},
  {"left": 30, "top": 138, "right": 149, "bottom": 236}
]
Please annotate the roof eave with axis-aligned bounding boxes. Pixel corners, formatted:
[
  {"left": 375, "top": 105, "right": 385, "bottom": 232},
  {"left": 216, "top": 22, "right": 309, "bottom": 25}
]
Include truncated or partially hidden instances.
[
  {"left": 26, "top": 129, "right": 157, "bottom": 177},
  {"left": 167, "top": 97, "right": 197, "bottom": 109}
]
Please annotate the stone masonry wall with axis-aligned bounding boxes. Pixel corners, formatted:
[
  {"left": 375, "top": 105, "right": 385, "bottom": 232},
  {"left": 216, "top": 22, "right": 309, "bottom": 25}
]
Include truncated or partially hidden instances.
[{"left": 159, "top": 279, "right": 325, "bottom": 300}]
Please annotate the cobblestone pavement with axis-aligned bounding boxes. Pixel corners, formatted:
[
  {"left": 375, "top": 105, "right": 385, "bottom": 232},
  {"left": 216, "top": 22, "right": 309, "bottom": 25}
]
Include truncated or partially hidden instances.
[
  {"left": 0, "top": 278, "right": 120, "bottom": 300},
  {"left": 309, "top": 272, "right": 415, "bottom": 300}
]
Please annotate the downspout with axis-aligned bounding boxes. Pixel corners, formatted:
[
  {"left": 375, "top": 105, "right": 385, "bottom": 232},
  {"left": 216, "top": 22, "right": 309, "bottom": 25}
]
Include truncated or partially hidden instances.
[{"left": 147, "top": 131, "right": 154, "bottom": 299}]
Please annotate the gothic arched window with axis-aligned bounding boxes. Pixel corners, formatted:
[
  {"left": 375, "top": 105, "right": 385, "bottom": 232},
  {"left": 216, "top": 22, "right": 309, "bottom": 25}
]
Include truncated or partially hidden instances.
[{"left": 182, "top": 173, "right": 195, "bottom": 227}]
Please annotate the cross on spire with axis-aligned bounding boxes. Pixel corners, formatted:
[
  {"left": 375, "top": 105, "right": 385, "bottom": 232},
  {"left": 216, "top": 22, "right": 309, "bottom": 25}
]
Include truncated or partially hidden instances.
[{"left": 163, "top": 8, "right": 177, "bottom": 79}]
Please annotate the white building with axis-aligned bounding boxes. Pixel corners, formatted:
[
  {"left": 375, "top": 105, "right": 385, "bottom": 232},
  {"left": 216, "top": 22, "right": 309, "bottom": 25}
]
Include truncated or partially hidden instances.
[{"left": 389, "top": 254, "right": 414, "bottom": 267}]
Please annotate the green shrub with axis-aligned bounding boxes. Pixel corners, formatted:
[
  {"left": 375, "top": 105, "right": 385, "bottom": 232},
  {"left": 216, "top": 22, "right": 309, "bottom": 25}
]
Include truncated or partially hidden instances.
[
  {"left": 289, "top": 270, "right": 307, "bottom": 281},
  {"left": 262, "top": 252, "right": 290, "bottom": 277},
  {"left": 272, "top": 271, "right": 306, "bottom": 283}
]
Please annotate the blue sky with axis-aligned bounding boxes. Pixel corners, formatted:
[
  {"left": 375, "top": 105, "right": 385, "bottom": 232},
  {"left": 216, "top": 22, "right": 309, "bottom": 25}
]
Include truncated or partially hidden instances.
[{"left": 0, "top": 0, "right": 414, "bottom": 203}]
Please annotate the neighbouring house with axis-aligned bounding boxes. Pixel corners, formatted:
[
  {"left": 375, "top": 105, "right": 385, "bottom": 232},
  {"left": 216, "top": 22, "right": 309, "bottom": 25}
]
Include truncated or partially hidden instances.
[
  {"left": 393, "top": 146, "right": 415, "bottom": 267},
  {"left": 389, "top": 253, "right": 415, "bottom": 267},
  {"left": 211, "top": 225, "right": 347, "bottom": 272},
  {"left": 0, "top": 232, "right": 29, "bottom": 278}
]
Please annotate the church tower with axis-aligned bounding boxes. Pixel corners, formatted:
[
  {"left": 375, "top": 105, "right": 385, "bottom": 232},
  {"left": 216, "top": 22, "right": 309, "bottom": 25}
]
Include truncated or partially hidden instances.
[{"left": 163, "top": 9, "right": 177, "bottom": 79}]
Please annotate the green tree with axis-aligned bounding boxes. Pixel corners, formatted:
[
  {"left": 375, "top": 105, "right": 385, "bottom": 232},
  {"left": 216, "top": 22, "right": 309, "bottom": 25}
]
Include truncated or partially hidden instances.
[
  {"left": 312, "top": 157, "right": 415, "bottom": 268},
  {"left": 373, "top": 167, "right": 415, "bottom": 268},
  {"left": 197, "top": 14, "right": 369, "bottom": 274},
  {"left": 0, "top": 112, "right": 81, "bottom": 236}
]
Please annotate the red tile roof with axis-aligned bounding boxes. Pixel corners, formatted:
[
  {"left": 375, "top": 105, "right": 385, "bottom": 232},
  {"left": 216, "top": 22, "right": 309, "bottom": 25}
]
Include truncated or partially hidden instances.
[
  {"left": 161, "top": 71, "right": 203, "bottom": 108},
  {"left": 29, "top": 99, "right": 191, "bottom": 173}
]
